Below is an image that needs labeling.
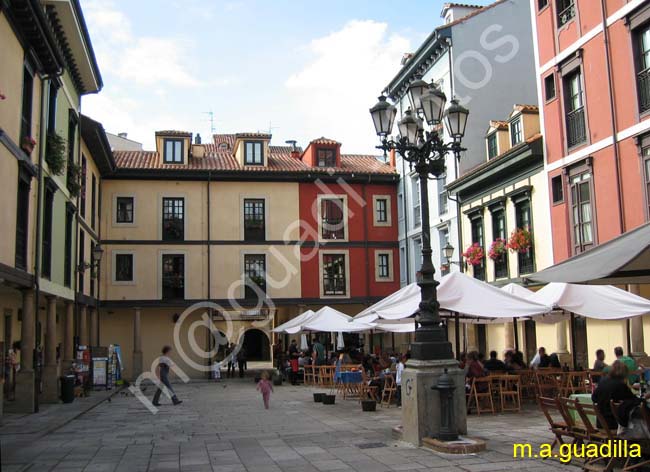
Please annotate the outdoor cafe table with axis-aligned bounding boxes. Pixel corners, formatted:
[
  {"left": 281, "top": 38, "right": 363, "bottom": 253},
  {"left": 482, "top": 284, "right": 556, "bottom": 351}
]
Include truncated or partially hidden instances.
[{"left": 569, "top": 393, "right": 596, "bottom": 425}]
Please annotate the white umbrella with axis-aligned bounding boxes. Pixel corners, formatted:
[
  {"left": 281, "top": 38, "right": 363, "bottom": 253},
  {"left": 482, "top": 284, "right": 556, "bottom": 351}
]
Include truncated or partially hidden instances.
[
  {"left": 301, "top": 306, "right": 374, "bottom": 332},
  {"left": 501, "top": 283, "right": 535, "bottom": 299},
  {"left": 300, "top": 334, "right": 309, "bottom": 351},
  {"left": 272, "top": 309, "right": 316, "bottom": 334},
  {"left": 336, "top": 332, "right": 345, "bottom": 350}
]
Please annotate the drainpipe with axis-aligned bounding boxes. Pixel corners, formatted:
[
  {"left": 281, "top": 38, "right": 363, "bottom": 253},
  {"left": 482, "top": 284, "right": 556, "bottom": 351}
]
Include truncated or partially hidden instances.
[
  {"left": 600, "top": 0, "right": 625, "bottom": 233},
  {"left": 363, "top": 180, "right": 370, "bottom": 303},
  {"left": 400, "top": 156, "right": 410, "bottom": 283},
  {"left": 206, "top": 170, "right": 212, "bottom": 378}
]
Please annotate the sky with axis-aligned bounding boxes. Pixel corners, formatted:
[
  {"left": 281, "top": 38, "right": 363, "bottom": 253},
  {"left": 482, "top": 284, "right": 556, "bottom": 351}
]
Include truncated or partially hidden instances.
[{"left": 80, "top": 0, "right": 492, "bottom": 154}]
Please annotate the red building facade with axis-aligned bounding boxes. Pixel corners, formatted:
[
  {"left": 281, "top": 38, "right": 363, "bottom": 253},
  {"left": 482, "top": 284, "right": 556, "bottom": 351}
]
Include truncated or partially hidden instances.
[{"left": 534, "top": 0, "right": 650, "bottom": 262}]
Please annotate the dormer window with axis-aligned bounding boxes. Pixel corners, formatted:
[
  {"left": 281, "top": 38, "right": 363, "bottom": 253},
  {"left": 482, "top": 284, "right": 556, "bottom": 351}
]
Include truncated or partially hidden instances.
[
  {"left": 487, "top": 133, "right": 498, "bottom": 159},
  {"left": 244, "top": 141, "right": 263, "bottom": 165},
  {"left": 164, "top": 139, "right": 183, "bottom": 163},
  {"left": 510, "top": 118, "right": 523, "bottom": 146},
  {"left": 317, "top": 148, "right": 336, "bottom": 167},
  {"left": 218, "top": 142, "right": 229, "bottom": 151}
]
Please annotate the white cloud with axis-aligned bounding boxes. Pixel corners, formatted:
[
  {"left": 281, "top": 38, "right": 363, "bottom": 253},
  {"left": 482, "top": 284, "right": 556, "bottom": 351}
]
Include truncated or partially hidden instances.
[{"left": 285, "top": 20, "right": 409, "bottom": 153}]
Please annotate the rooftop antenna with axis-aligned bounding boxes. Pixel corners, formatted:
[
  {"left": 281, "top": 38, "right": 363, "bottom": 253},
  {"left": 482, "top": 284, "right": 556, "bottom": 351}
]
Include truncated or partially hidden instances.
[
  {"left": 268, "top": 120, "right": 279, "bottom": 135},
  {"left": 203, "top": 111, "right": 216, "bottom": 134}
]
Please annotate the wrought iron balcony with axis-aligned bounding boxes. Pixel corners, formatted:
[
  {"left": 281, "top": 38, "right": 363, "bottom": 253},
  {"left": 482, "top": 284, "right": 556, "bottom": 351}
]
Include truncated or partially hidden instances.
[
  {"left": 566, "top": 107, "right": 587, "bottom": 148},
  {"left": 558, "top": 2, "right": 575, "bottom": 27},
  {"left": 639, "top": 68, "right": 650, "bottom": 114}
]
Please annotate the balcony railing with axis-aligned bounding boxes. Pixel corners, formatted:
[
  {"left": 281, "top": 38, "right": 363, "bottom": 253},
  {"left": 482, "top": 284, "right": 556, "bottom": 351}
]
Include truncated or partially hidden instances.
[
  {"left": 639, "top": 68, "right": 650, "bottom": 113},
  {"left": 518, "top": 250, "right": 535, "bottom": 276},
  {"left": 566, "top": 107, "right": 587, "bottom": 148},
  {"left": 558, "top": 2, "right": 575, "bottom": 27}
]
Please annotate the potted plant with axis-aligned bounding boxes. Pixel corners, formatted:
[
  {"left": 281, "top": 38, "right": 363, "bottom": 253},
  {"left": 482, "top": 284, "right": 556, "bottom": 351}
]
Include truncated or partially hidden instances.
[
  {"left": 322, "top": 393, "right": 336, "bottom": 405},
  {"left": 45, "top": 132, "right": 67, "bottom": 175},
  {"left": 21, "top": 136, "right": 36, "bottom": 155},
  {"left": 508, "top": 227, "right": 533, "bottom": 253},
  {"left": 462, "top": 243, "right": 484, "bottom": 266},
  {"left": 488, "top": 238, "right": 507, "bottom": 261},
  {"left": 313, "top": 392, "right": 325, "bottom": 402},
  {"left": 66, "top": 162, "right": 83, "bottom": 197},
  {"left": 361, "top": 399, "right": 377, "bottom": 412}
]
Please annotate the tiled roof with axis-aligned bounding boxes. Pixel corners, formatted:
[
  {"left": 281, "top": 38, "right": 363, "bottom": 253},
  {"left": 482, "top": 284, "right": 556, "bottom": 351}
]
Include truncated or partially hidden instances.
[
  {"left": 310, "top": 137, "right": 341, "bottom": 146},
  {"left": 112, "top": 136, "right": 396, "bottom": 176},
  {"left": 489, "top": 120, "right": 508, "bottom": 130},
  {"left": 443, "top": 0, "right": 508, "bottom": 28},
  {"left": 155, "top": 130, "right": 192, "bottom": 137},
  {"left": 234, "top": 132, "right": 272, "bottom": 139},
  {"left": 514, "top": 104, "right": 539, "bottom": 113}
]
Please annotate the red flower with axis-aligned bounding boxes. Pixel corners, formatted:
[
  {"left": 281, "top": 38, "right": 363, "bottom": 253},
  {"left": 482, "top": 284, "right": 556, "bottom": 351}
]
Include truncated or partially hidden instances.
[
  {"left": 507, "top": 227, "right": 533, "bottom": 253},
  {"left": 462, "top": 243, "right": 485, "bottom": 266},
  {"left": 488, "top": 238, "right": 507, "bottom": 260}
]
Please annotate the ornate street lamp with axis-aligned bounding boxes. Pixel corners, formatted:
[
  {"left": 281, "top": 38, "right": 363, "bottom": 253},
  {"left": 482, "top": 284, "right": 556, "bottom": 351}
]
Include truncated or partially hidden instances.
[{"left": 369, "top": 86, "right": 469, "bottom": 361}]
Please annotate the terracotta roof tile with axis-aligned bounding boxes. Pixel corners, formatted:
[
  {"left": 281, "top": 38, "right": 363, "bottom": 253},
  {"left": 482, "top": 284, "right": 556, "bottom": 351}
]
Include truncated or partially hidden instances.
[
  {"left": 310, "top": 137, "right": 341, "bottom": 145},
  {"left": 155, "top": 130, "right": 192, "bottom": 137},
  {"left": 489, "top": 120, "right": 508, "bottom": 130},
  {"left": 514, "top": 104, "right": 539, "bottom": 113}
]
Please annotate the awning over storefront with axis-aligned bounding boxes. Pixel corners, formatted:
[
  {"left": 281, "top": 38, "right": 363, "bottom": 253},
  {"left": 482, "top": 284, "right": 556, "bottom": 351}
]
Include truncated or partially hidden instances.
[
  {"left": 272, "top": 310, "right": 316, "bottom": 334},
  {"left": 527, "top": 222, "right": 650, "bottom": 285}
]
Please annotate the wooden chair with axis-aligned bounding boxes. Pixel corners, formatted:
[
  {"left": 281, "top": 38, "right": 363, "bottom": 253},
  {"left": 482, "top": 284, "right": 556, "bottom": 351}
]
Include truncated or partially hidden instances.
[
  {"left": 356, "top": 370, "right": 378, "bottom": 402},
  {"left": 381, "top": 374, "right": 397, "bottom": 408},
  {"left": 497, "top": 375, "right": 521, "bottom": 412},
  {"left": 538, "top": 396, "right": 575, "bottom": 451},
  {"left": 536, "top": 371, "right": 561, "bottom": 398},
  {"left": 575, "top": 400, "right": 617, "bottom": 472},
  {"left": 623, "top": 401, "right": 650, "bottom": 471},
  {"left": 557, "top": 397, "right": 588, "bottom": 443},
  {"left": 319, "top": 366, "right": 335, "bottom": 388},
  {"left": 466, "top": 377, "right": 495, "bottom": 415},
  {"left": 561, "top": 371, "right": 589, "bottom": 396},
  {"left": 518, "top": 370, "right": 537, "bottom": 401},
  {"left": 303, "top": 365, "right": 315, "bottom": 386}
]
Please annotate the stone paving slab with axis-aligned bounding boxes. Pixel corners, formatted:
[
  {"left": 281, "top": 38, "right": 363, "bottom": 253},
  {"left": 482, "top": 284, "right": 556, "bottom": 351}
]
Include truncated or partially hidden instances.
[{"left": 0, "top": 379, "right": 581, "bottom": 472}]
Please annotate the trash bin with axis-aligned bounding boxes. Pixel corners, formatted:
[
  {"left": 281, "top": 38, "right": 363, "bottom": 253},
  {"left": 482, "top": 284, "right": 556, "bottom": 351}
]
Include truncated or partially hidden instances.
[{"left": 60, "top": 375, "right": 75, "bottom": 403}]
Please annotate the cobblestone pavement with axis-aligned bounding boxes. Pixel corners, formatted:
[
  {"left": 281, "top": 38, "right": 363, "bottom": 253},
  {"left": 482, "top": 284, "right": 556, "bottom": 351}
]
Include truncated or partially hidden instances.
[{"left": 1, "top": 379, "right": 579, "bottom": 472}]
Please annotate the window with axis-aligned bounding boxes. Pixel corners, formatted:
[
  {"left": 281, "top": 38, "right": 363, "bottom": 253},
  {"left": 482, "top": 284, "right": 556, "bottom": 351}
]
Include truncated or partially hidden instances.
[
  {"left": 91, "top": 174, "right": 96, "bottom": 229},
  {"left": 412, "top": 176, "right": 421, "bottom": 227},
  {"left": 244, "top": 141, "right": 263, "bottom": 165},
  {"left": 317, "top": 148, "right": 336, "bottom": 167},
  {"left": 162, "top": 197, "right": 184, "bottom": 241},
  {"left": 411, "top": 238, "right": 422, "bottom": 279},
  {"left": 80, "top": 155, "right": 87, "bottom": 218},
  {"left": 470, "top": 216, "right": 485, "bottom": 281},
  {"left": 538, "top": 0, "right": 548, "bottom": 10},
  {"left": 643, "top": 140, "right": 650, "bottom": 218},
  {"left": 42, "top": 184, "right": 55, "bottom": 279},
  {"left": 569, "top": 169, "right": 595, "bottom": 254},
  {"left": 20, "top": 64, "right": 33, "bottom": 142},
  {"left": 162, "top": 254, "right": 185, "bottom": 299},
  {"left": 116, "top": 197, "right": 134, "bottom": 223},
  {"left": 64, "top": 205, "right": 73, "bottom": 287},
  {"left": 544, "top": 74, "right": 556, "bottom": 101},
  {"left": 47, "top": 81, "right": 58, "bottom": 134},
  {"left": 375, "top": 197, "right": 388, "bottom": 223},
  {"left": 244, "top": 199, "right": 265, "bottom": 241},
  {"left": 491, "top": 208, "right": 508, "bottom": 279},
  {"left": 66, "top": 111, "right": 77, "bottom": 193},
  {"left": 515, "top": 199, "right": 535, "bottom": 275},
  {"left": 78, "top": 230, "right": 85, "bottom": 293},
  {"left": 487, "top": 133, "right": 498, "bottom": 159},
  {"left": 551, "top": 175, "right": 564, "bottom": 204},
  {"left": 321, "top": 197, "right": 345, "bottom": 239},
  {"left": 15, "top": 172, "right": 30, "bottom": 271},
  {"left": 557, "top": 0, "right": 575, "bottom": 27},
  {"left": 437, "top": 178, "right": 448, "bottom": 215},
  {"left": 439, "top": 228, "right": 450, "bottom": 275},
  {"left": 244, "top": 254, "right": 266, "bottom": 299},
  {"left": 564, "top": 70, "right": 587, "bottom": 148},
  {"left": 90, "top": 242, "right": 95, "bottom": 298},
  {"left": 510, "top": 118, "right": 523, "bottom": 146},
  {"left": 635, "top": 23, "right": 650, "bottom": 113},
  {"left": 115, "top": 254, "right": 134, "bottom": 282},
  {"left": 322, "top": 254, "right": 347, "bottom": 296},
  {"left": 377, "top": 253, "right": 390, "bottom": 279},
  {"left": 163, "top": 139, "right": 183, "bottom": 163},
  {"left": 399, "top": 245, "right": 407, "bottom": 283}
]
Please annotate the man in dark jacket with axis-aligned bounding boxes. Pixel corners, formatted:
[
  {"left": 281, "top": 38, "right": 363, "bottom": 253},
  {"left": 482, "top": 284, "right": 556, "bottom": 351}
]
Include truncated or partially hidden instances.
[
  {"left": 592, "top": 360, "right": 637, "bottom": 429},
  {"left": 483, "top": 351, "right": 506, "bottom": 371}
]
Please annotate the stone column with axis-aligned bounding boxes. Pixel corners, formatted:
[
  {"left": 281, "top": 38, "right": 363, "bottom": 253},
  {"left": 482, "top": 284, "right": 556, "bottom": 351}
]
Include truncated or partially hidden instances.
[
  {"left": 42, "top": 296, "right": 59, "bottom": 403},
  {"left": 15, "top": 289, "right": 36, "bottom": 413},
  {"left": 63, "top": 301, "right": 74, "bottom": 371},
  {"left": 466, "top": 324, "right": 478, "bottom": 353},
  {"left": 629, "top": 284, "right": 647, "bottom": 358},
  {"left": 132, "top": 307, "right": 143, "bottom": 379},
  {"left": 556, "top": 319, "right": 571, "bottom": 366},
  {"left": 504, "top": 322, "right": 514, "bottom": 352},
  {"left": 78, "top": 305, "right": 88, "bottom": 347},
  {"left": 89, "top": 307, "right": 99, "bottom": 347}
]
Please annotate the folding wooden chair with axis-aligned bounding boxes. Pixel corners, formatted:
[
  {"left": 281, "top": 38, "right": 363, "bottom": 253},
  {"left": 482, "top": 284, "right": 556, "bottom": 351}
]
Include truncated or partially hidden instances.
[
  {"left": 561, "top": 371, "right": 589, "bottom": 396},
  {"left": 518, "top": 369, "right": 537, "bottom": 401},
  {"left": 557, "top": 397, "right": 588, "bottom": 443},
  {"left": 304, "top": 365, "right": 315, "bottom": 385},
  {"left": 575, "top": 400, "right": 617, "bottom": 472},
  {"left": 466, "top": 377, "right": 495, "bottom": 415},
  {"left": 536, "top": 371, "right": 561, "bottom": 398},
  {"left": 538, "top": 396, "right": 576, "bottom": 451},
  {"left": 498, "top": 375, "right": 521, "bottom": 412},
  {"left": 320, "top": 366, "right": 335, "bottom": 388},
  {"left": 623, "top": 401, "right": 650, "bottom": 471},
  {"left": 381, "top": 374, "right": 397, "bottom": 408}
]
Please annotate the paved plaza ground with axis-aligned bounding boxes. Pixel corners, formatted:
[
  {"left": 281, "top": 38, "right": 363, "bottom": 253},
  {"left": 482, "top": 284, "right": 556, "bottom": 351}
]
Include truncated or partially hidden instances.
[{"left": 1, "top": 379, "right": 579, "bottom": 472}]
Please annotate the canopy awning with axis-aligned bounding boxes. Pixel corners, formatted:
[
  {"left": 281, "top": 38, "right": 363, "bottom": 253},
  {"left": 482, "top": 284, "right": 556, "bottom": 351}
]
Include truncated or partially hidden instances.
[
  {"left": 527, "top": 222, "right": 650, "bottom": 284},
  {"left": 501, "top": 283, "right": 535, "bottom": 298},
  {"left": 355, "top": 271, "right": 551, "bottom": 322},
  {"left": 529, "top": 282, "right": 650, "bottom": 320},
  {"left": 272, "top": 309, "right": 316, "bottom": 334},
  {"left": 297, "top": 306, "right": 374, "bottom": 333}
]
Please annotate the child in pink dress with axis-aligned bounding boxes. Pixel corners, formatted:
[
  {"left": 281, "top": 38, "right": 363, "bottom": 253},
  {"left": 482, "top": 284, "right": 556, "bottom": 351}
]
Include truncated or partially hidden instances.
[{"left": 257, "top": 371, "right": 273, "bottom": 409}]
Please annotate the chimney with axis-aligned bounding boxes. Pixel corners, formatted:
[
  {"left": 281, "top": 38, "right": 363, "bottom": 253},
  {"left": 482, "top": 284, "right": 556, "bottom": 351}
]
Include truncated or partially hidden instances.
[
  {"left": 195, "top": 133, "right": 202, "bottom": 144},
  {"left": 389, "top": 149, "right": 396, "bottom": 168},
  {"left": 118, "top": 132, "right": 128, "bottom": 139},
  {"left": 286, "top": 140, "right": 301, "bottom": 159}
]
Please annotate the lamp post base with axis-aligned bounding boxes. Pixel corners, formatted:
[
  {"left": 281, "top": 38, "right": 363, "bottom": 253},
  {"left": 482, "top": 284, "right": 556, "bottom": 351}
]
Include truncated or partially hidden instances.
[{"left": 401, "top": 359, "right": 466, "bottom": 446}]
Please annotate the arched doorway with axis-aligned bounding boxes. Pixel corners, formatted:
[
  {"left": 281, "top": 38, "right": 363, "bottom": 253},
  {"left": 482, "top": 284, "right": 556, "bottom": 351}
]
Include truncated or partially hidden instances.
[{"left": 242, "top": 329, "right": 270, "bottom": 361}]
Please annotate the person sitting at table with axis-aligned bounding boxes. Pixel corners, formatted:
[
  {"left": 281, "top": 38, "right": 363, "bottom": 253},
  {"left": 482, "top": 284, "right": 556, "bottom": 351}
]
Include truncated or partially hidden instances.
[
  {"left": 548, "top": 353, "right": 562, "bottom": 368},
  {"left": 505, "top": 350, "right": 524, "bottom": 371},
  {"left": 592, "top": 360, "right": 638, "bottom": 429},
  {"left": 465, "top": 351, "right": 487, "bottom": 379},
  {"left": 529, "top": 347, "right": 550, "bottom": 369},
  {"left": 593, "top": 349, "right": 608, "bottom": 372},
  {"left": 484, "top": 351, "right": 506, "bottom": 372},
  {"left": 615, "top": 346, "right": 641, "bottom": 383}
]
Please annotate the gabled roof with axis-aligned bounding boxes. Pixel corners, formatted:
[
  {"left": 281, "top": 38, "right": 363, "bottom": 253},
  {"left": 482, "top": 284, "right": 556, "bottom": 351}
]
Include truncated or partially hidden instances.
[
  {"left": 155, "top": 130, "right": 192, "bottom": 137},
  {"left": 80, "top": 114, "right": 115, "bottom": 175},
  {"left": 513, "top": 104, "right": 539, "bottom": 113},
  {"left": 309, "top": 137, "right": 341, "bottom": 146}
]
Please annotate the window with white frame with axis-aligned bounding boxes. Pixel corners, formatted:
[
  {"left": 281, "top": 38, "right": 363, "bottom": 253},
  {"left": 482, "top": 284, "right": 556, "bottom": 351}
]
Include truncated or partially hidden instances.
[
  {"left": 373, "top": 195, "right": 391, "bottom": 226},
  {"left": 114, "top": 253, "right": 134, "bottom": 283},
  {"left": 375, "top": 251, "right": 393, "bottom": 282},
  {"left": 244, "top": 141, "right": 263, "bottom": 165},
  {"left": 163, "top": 139, "right": 183, "bottom": 163},
  {"left": 411, "top": 176, "right": 421, "bottom": 227},
  {"left": 322, "top": 253, "right": 347, "bottom": 296},
  {"left": 116, "top": 197, "right": 134, "bottom": 224},
  {"left": 399, "top": 245, "right": 407, "bottom": 283},
  {"left": 510, "top": 118, "right": 523, "bottom": 146},
  {"left": 320, "top": 197, "right": 346, "bottom": 240}
]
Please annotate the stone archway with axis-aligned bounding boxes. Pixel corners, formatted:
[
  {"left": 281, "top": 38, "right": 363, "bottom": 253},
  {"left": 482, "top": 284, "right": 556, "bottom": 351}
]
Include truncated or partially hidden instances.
[{"left": 241, "top": 329, "right": 270, "bottom": 361}]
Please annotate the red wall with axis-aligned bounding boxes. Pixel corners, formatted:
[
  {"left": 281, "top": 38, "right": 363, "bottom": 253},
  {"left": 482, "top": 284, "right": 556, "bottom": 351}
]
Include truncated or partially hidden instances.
[{"left": 298, "top": 182, "right": 399, "bottom": 299}]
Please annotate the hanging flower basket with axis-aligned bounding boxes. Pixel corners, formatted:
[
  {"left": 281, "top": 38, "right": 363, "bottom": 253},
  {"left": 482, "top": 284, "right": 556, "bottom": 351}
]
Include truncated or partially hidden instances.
[
  {"left": 488, "top": 238, "right": 507, "bottom": 261},
  {"left": 45, "top": 132, "right": 67, "bottom": 176},
  {"left": 66, "top": 162, "right": 83, "bottom": 197},
  {"left": 21, "top": 136, "right": 36, "bottom": 154},
  {"left": 462, "top": 243, "right": 484, "bottom": 266},
  {"left": 508, "top": 227, "right": 533, "bottom": 253}
]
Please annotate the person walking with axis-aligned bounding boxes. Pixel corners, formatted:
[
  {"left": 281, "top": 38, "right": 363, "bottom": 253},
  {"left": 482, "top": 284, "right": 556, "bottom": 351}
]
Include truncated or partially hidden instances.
[
  {"left": 238, "top": 346, "right": 247, "bottom": 378},
  {"left": 152, "top": 345, "right": 182, "bottom": 406},
  {"left": 256, "top": 371, "right": 273, "bottom": 409},
  {"left": 288, "top": 339, "right": 299, "bottom": 385},
  {"left": 312, "top": 337, "right": 325, "bottom": 366}
]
